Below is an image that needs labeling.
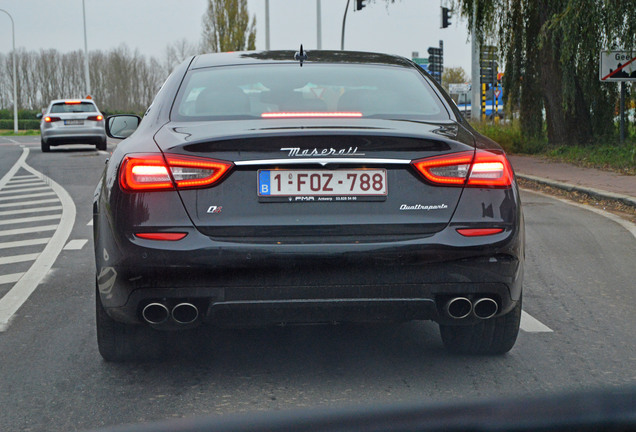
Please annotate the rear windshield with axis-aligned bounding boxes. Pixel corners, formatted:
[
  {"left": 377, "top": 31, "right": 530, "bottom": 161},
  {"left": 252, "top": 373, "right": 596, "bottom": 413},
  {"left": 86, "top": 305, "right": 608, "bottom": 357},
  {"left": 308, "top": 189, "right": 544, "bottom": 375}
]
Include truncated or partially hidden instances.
[
  {"left": 50, "top": 102, "right": 97, "bottom": 113},
  {"left": 172, "top": 63, "right": 450, "bottom": 122}
]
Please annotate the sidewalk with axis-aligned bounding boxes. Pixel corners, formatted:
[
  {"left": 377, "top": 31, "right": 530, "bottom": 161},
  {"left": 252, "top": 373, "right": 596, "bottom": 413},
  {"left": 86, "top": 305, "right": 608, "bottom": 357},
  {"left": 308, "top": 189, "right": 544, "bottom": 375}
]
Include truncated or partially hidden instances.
[{"left": 508, "top": 155, "right": 636, "bottom": 208}]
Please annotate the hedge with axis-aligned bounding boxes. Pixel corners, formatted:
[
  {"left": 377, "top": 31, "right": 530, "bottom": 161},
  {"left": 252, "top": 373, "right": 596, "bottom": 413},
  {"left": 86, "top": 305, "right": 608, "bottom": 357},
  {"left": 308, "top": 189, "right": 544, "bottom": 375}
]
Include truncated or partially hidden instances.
[{"left": 0, "top": 119, "right": 40, "bottom": 130}]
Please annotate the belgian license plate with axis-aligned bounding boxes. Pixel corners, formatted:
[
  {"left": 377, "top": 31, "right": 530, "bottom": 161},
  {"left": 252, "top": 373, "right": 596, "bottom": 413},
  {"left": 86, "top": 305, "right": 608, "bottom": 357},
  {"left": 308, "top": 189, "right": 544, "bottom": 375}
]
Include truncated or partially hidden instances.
[
  {"left": 258, "top": 169, "right": 387, "bottom": 202},
  {"left": 64, "top": 119, "right": 83, "bottom": 125}
]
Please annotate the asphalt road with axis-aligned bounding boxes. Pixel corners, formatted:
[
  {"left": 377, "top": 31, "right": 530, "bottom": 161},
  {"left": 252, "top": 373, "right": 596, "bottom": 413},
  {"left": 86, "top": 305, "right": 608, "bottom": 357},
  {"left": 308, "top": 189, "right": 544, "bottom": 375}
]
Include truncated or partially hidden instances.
[{"left": 0, "top": 136, "right": 635, "bottom": 432}]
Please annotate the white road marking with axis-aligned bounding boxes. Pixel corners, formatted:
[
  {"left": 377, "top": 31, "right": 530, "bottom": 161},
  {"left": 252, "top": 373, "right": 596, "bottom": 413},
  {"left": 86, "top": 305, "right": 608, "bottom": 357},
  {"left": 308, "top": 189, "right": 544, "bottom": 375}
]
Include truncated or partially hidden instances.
[
  {"left": 2, "top": 178, "right": 46, "bottom": 189},
  {"left": 6, "top": 178, "right": 42, "bottom": 185},
  {"left": 0, "top": 186, "right": 51, "bottom": 195},
  {"left": 11, "top": 175, "right": 38, "bottom": 179},
  {"left": 0, "top": 273, "right": 24, "bottom": 285},
  {"left": 0, "top": 205, "right": 62, "bottom": 217},
  {"left": 0, "top": 238, "right": 50, "bottom": 249},
  {"left": 520, "top": 310, "right": 554, "bottom": 333},
  {"left": 63, "top": 239, "right": 88, "bottom": 250},
  {"left": 87, "top": 219, "right": 93, "bottom": 226},
  {"left": 0, "top": 214, "right": 61, "bottom": 226},
  {"left": 0, "top": 198, "right": 60, "bottom": 209},
  {"left": 0, "top": 253, "right": 40, "bottom": 265},
  {"left": 0, "top": 225, "right": 58, "bottom": 237},
  {"left": 0, "top": 191, "right": 56, "bottom": 202},
  {"left": 2, "top": 182, "right": 46, "bottom": 189},
  {"left": 0, "top": 148, "right": 76, "bottom": 331}
]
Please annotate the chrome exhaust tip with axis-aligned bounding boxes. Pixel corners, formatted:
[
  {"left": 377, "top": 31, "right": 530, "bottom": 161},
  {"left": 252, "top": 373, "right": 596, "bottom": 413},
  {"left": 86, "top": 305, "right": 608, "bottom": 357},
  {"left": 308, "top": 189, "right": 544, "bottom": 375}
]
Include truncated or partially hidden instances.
[
  {"left": 473, "top": 298, "right": 499, "bottom": 320},
  {"left": 445, "top": 297, "right": 473, "bottom": 319},
  {"left": 142, "top": 302, "right": 170, "bottom": 324},
  {"left": 172, "top": 303, "right": 199, "bottom": 324}
]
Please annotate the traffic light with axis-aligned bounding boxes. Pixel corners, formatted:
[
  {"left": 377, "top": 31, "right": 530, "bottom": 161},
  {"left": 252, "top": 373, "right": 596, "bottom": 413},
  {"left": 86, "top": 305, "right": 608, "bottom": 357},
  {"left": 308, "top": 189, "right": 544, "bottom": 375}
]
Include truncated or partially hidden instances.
[
  {"left": 355, "top": 0, "right": 366, "bottom": 11},
  {"left": 427, "top": 41, "right": 444, "bottom": 84},
  {"left": 480, "top": 61, "right": 498, "bottom": 86},
  {"left": 441, "top": 7, "right": 452, "bottom": 28}
]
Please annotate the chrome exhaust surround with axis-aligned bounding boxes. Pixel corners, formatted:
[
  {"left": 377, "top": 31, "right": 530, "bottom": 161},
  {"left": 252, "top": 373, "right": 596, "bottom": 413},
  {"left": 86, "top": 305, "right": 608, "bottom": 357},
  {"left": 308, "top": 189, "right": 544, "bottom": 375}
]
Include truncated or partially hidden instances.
[
  {"left": 473, "top": 298, "right": 499, "bottom": 320},
  {"left": 445, "top": 297, "right": 473, "bottom": 320},
  {"left": 171, "top": 303, "right": 199, "bottom": 324},
  {"left": 142, "top": 302, "right": 170, "bottom": 324}
]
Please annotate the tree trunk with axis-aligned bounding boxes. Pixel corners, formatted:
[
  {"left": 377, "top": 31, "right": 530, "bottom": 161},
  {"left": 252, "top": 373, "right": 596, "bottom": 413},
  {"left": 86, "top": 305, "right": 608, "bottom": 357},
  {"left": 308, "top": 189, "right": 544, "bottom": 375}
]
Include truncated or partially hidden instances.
[{"left": 537, "top": 3, "right": 592, "bottom": 146}]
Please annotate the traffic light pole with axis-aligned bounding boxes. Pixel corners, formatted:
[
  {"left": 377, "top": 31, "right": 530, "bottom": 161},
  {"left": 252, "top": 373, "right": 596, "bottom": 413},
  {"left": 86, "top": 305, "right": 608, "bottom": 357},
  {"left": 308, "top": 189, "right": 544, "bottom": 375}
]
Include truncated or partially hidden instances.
[{"left": 341, "top": 0, "right": 350, "bottom": 50}]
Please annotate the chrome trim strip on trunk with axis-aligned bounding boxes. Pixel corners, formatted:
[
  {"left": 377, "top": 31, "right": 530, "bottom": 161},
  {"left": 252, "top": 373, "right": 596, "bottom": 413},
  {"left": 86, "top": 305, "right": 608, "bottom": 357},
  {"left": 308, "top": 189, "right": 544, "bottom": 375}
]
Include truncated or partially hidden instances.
[{"left": 234, "top": 158, "right": 411, "bottom": 167}]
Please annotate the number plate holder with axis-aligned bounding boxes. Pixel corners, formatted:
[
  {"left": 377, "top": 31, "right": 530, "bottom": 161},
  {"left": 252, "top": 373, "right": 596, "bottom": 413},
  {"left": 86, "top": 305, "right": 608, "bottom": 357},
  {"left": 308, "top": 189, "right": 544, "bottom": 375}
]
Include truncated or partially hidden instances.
[{"left": 258, "top": 169, "right": 388, "bottom": 203}]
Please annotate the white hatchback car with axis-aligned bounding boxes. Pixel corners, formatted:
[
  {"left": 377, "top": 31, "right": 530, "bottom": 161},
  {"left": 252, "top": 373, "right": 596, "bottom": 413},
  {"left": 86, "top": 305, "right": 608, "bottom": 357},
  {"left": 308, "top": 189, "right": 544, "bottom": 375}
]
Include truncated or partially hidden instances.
[{"left": 39, "top": 99, "right": 107, "bottom": 152}]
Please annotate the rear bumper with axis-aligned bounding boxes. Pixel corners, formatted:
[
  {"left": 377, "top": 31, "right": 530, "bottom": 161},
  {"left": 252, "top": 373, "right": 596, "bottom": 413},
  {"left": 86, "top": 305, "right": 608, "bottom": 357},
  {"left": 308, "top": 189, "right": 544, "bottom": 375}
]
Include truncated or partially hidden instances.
[
  {"left": 96, "top": 226, "right": 524, "bottom": 327},
  {"left": 41, "top": 125, "right": 106, "bottom": 144}
]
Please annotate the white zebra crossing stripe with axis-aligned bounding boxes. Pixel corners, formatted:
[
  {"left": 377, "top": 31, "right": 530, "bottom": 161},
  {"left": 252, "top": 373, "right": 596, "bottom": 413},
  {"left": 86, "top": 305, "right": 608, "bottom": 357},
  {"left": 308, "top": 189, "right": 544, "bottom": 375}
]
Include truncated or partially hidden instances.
[
  {"left": 0, "top": 273, "right": 24, "bottom": 285},
  {"left": 0, "top": 192, "right": 56, "bottom": 202},
  {"left": 0, "top": 253, "right": 40, "bottom": 265},
  {"left": 0, "top": 238, "right": 51, "bottom": 250},
  {"left": 0, "top": 148, "right": 76, "bottom": 331},
  {"left": 0, "top": 225, "right": 58, "bottom": 237},
  {"left": 0, "top": 214, "right": 61, "bottom": 226},
  {"left": 0, "top": 206, "right": 62, "bottom": 217},
  {"left": 0, "top": 198, "right": 60, "bottom": 209},
  {"left": 0, "top": 186, "right": 52, "bottom": 195}
]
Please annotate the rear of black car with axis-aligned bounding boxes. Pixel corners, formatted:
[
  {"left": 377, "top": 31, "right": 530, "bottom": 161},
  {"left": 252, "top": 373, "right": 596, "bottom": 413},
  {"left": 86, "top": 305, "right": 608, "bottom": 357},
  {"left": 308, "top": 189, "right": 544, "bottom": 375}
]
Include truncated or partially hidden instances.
[{"left": 94, "top": 51, "right": 524, "bottom": 361}]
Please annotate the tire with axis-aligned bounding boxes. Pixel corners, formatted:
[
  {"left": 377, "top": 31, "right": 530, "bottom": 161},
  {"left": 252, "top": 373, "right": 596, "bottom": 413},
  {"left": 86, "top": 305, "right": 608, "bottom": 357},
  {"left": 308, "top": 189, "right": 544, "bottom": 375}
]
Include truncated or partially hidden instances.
[
  {"left": 96, "top": 138, "right": 107, "bottom": 151},
  {"left": 96, "top": 285, "right": 166, "bottom": 362},
  {"left": 439, "top": 295, "right": 522, "bottom": 355},
  {"left": 41, "top": 138, "right": 50, "bottom": 153}
]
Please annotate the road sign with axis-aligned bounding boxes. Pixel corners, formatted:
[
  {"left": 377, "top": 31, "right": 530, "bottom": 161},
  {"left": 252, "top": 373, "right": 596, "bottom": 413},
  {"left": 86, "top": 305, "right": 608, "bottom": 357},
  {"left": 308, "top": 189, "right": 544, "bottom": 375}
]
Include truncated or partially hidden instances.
[
  {"left": 599, "top": 51, "right": 636, "bottom": 81},
  {"left": 494, "top": 89, "right": 501, "bottom": 98},
  {"left": 412, "top": 57, "right": 429, "bottom": 65},
  {"left": 449, "top": 83, "right": 471, "bottom": 94}
]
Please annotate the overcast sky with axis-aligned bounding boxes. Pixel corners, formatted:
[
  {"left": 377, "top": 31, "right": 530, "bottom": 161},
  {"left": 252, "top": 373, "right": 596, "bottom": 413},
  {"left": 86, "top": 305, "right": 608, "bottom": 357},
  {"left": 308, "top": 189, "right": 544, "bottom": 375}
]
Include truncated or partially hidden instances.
[{"left": 0, "top": 0, "right": 472, "bottom": 72}]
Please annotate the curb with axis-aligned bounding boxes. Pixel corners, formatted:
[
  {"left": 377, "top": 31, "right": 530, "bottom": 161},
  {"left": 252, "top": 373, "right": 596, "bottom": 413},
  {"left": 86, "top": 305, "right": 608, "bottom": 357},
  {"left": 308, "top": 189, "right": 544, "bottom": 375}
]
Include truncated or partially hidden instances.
[{"left": 516, "top": 173, "right": 636, "bottom": 210}]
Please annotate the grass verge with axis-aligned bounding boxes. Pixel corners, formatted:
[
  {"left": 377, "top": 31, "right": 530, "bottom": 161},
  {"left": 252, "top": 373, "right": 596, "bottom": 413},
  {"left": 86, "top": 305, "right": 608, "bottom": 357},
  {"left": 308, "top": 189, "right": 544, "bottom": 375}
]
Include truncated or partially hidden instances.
[
  {"left": 0, "top": 130, "right": 40, "bottom": 136},
  {"left": 473, "top": 121, "right": 635, "bottom": 175}
]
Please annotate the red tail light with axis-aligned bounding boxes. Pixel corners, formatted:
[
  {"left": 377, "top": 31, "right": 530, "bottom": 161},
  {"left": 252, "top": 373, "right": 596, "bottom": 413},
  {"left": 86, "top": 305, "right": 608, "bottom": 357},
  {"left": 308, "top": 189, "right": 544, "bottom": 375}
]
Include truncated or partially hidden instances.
[
  {"left": 44, "top": 116, "right": 61, "bottom": 123},
  {"left": 87, "top": 115, "right": 103, "bottom": 121},
  {"left": 65, "top": 100, "right": 82, "bottom": 104},
  {"left": 411, "top": 150, "right": 513, "bottom": 188},
  {"left": 135, "top": 232, "right": 188, "bottom": 241},
  {"left": 119, "top": 154, "right": 234, "bottom": 192},
  {"left": 456, "top": 228, "right": 504, "bottom": 237}
]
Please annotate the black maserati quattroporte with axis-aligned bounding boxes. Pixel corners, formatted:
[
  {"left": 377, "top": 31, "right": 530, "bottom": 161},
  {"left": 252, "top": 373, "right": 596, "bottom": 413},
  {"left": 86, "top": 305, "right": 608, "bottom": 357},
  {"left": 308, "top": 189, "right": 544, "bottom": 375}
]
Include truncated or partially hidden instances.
[{"left": 94, "top": 49, "right": 524, "bottom": 361}]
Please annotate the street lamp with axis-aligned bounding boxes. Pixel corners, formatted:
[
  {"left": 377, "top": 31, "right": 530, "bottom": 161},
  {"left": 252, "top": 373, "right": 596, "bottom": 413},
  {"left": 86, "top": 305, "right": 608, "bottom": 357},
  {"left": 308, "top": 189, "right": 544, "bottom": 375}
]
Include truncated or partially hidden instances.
[
  {"left": 82, "top": 0, "right": 91, "bottom": 96},
  {"left": 0, "top": 9, "right": 18, "bottom": 133}
]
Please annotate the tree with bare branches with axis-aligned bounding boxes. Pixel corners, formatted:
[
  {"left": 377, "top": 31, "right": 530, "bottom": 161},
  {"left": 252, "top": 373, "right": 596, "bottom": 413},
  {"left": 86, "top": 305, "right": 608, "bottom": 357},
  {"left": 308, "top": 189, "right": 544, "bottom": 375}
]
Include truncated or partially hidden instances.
[{"left": 201, "top": 0, "right": 256, "bottom": 53}]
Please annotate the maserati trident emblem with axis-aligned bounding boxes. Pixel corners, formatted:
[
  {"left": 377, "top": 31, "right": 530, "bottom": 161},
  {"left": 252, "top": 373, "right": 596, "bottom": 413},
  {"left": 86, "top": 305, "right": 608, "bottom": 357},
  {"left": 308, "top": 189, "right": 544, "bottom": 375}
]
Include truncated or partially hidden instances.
[{"left": 281, "top": 147, "right": 365, "bottom": 157}]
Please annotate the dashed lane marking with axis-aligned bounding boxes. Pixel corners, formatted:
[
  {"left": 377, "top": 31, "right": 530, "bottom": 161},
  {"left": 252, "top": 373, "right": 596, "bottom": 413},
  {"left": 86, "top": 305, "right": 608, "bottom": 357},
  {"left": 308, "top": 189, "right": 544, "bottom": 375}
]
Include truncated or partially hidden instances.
[
  {"left": 520, "top": 311, "right": 554, "bottom": 333},
  {"left": 63, "top": 239, "right": 88, "bottom": 250}
]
